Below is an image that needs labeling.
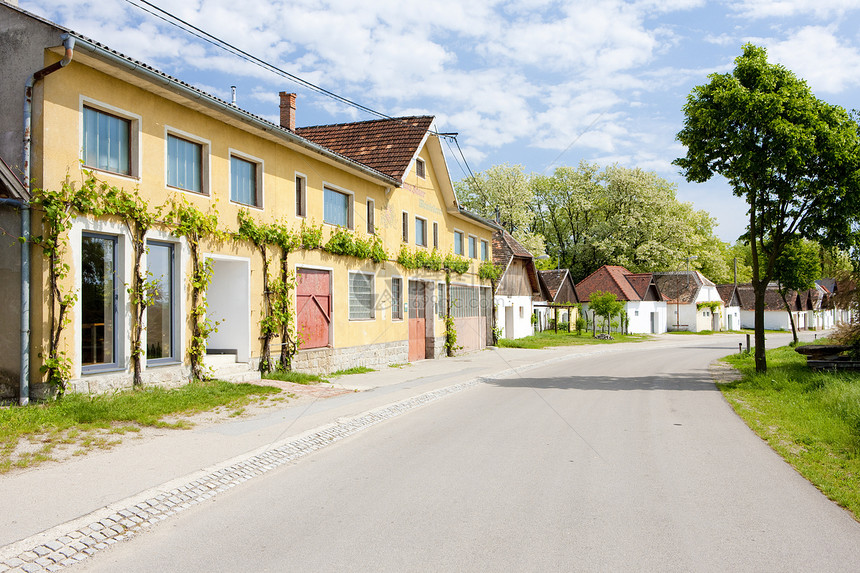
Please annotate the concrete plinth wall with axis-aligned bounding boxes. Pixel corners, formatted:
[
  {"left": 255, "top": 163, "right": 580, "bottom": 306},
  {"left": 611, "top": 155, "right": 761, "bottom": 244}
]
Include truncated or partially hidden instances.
[
  {"left": 66, "top": 364, "right": 191, "bottom": 395},
  {"left": 291, "top": 340, "right": 409, "bottom": 375}
]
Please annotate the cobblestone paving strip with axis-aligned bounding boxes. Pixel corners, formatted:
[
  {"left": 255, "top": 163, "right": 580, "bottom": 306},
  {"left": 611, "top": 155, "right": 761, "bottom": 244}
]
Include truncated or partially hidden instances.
[{"left": 1, "top": 378, "right": 484, "bottom": 572}]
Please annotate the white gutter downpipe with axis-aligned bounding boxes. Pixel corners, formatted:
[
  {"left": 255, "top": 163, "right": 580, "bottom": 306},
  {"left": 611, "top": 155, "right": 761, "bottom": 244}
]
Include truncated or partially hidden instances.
[{"left": 20, "top": 33, "right": 75, "bottom": 405}]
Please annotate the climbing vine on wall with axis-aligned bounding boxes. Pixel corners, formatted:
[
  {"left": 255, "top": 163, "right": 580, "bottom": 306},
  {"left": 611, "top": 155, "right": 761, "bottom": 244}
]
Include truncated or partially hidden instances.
[
  {"left": 28, "top": 176, "right": 101, "bottom": 396},
  {"left": 696, "top": 301, "right": 721, "bottom": 314},
  {"left": 101, "top": 180, "right": 163, "bottom": 387},
  {"left": 30, "top": 170, "right": 495, "bottom": 393},
  {"left": 169, "top": 198, "right": 223, "bottom": 381}
]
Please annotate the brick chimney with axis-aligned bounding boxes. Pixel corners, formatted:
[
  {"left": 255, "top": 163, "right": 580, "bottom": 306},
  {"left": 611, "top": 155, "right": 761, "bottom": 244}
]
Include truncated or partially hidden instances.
[{"left": 279, "top": 92, "right": 297, "bottom": 131}]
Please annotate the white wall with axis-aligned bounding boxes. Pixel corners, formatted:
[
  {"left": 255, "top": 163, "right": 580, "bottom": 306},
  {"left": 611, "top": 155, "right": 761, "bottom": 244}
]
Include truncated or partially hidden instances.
[
  {"left": 626, "top": 301, "right": 667, "bottom": 334},
  {"left": 495, "top": 295, "right": 534, "bottom": 339},
  {"left": 206, "top": 256, "right": 251, "bottom": 362},
  {"left": 724, "top": 306, "right": 741, "bottom": 331},
  {"left": 740, "top": 309, "right": 792, "bottom": 331}
]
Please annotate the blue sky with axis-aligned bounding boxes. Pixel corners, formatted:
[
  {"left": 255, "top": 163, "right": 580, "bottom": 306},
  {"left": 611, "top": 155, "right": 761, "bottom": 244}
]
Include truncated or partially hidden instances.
[{"left": 20, "top": 0, "right": 860, "bottom": 243}]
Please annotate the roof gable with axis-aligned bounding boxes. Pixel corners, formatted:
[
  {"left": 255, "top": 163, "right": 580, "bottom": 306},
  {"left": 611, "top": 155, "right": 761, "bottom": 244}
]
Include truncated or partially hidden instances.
[
  {"left": 0, "top": 155, "right": 27, "bottom": 200},
  {"left": 493, "top": 229, "right": 542, "bottom": 296},
  {"left": 296, "top": 116, "right": 433, "bottom": 184},
  {"left": 538, "top": 269, "right": 579, "bottom": 304},
  {"left": 653, "top": 271, "right": 713, "bottom": 304}
]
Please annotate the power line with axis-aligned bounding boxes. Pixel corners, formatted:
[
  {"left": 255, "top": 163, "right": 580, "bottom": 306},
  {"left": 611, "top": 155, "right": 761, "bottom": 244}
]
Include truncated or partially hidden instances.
[{"left": 122, "top": 0, "right": 481, "bottom": 183}]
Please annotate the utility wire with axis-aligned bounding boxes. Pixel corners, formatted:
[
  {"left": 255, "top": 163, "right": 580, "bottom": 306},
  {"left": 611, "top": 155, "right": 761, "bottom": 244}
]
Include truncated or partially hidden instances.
[
  {"left": 123, "top": 0, "right": 484, "bottom": 193},
  {"left": 541, "top": 111, "right": 607, "bottom": 174}
]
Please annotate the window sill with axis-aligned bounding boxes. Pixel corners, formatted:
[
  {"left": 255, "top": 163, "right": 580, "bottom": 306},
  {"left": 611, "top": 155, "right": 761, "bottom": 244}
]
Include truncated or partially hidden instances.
[
  {"left": 81, "top": 166, "right": 139, "bottom": 182},
  {"left": 146, "top": 360, "right": 182, "bottom": 368},
  {"left": 81, "top": 365, "right": 124, "bottom": 376}
]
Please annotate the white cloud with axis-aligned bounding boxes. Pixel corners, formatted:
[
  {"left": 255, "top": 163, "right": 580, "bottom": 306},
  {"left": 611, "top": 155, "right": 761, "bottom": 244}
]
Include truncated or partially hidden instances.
[
  {"left": 729, "top": 0, "right": 860, "bottom": 19},
  {"left": 766, "top": 26, "right": 860, "bottom": 93}
]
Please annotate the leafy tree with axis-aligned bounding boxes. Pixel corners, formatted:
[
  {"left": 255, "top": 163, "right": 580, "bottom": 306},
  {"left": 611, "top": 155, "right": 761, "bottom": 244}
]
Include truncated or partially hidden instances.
[
  {"left": 529, "top": 162, "right": 729, "bottom": 282},
  {"left": 589, "top": 291, "right": 623, "bottom": 335},
  {"left": 774, "top": 238, "right": 821, "bottom": 344},
  {"left": 456, "top": 163, "right": 545, "bottom": 256},
  {"left": 675, "top": 44, "right": 860, "bottom": 372}
]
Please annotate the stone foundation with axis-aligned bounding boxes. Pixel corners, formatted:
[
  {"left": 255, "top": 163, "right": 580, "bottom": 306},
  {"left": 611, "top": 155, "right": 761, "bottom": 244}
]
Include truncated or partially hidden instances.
[
  {"left": 428, "top": 336, "right": 447, "bottom": 359},
  {"left": 67, "top": 363, "right": 191, "bottom": 395},
  {"left": 291, "top": 340, "right": 409, "bottom": 375}
]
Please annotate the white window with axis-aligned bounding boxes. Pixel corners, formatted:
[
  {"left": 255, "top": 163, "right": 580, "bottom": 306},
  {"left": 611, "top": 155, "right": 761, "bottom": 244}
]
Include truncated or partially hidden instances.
[
  {"left": 366, "top": 198, "right": 375, "bottom": 234},
  {"left": 433, "top": 222, "right": 439, "bottom": 249},
  {"left": 295, "top": 174, "right": 307, "bottom": 218},
  {"left": 519, "top": 306, "right": 524, "bottom": 319},
  {"left": 82, "top": 104, "right": 138, "bottom": 177},
  {"left": 416, "top": 157, "right": 426, "bottom": 179},
  {"left": 391, "top": 277, "right": 403, "bottom": 320},
  {"left": 146, "top": 240, "right": 177, "bottom": 364},
  {"left": 481, "top": 240, "right": 489, "bottom": 261},
  {"left": 415, "top": 217, "right": 428, "bottom": 247},
  {"left": 402, "top": 211, "right": 409, "bottom": 242},
  {"left": 230, "top": 153, "right": 262, "bottom": 208},
  {"left": 468, "top": 235, "right": 477, "bottom": 259},
  {"left": 81, "top": 233, "right": 119, "bottom": 371},
  {"left": 349, "top": 272, "right": 375, "bottom": 320},
  {"left": 324, "top": 186, "right": 352, "bottom": 228},
  {"left": 166, "top": 131, "right": 207, "bottom": 194},
  {"left": 437, "top": 283, "right": 446, "bottom": 317},
  {"left": 454, "top": 230, "right": 464, "bottom": 255}
]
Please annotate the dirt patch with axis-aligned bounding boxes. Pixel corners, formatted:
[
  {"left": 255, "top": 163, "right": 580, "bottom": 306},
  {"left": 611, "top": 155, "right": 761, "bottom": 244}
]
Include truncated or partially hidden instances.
[
  {"left": 1, "top": 381, "right": 352, "bottom": 475},
  {"left": 710, "top": 360, "right": 743, "bottom": 384}
]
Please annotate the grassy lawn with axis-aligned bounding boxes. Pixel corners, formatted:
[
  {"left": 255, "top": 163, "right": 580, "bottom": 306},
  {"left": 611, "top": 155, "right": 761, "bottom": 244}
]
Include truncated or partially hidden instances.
[
  {"left": 720, "top": 345, "right": 860, "bottom": 521},
  {"left": 497, "top": 330, "right": 650, "bottom": 349},
  {"left": 0, "top": 379, "right": 282, "bottom": 473}
]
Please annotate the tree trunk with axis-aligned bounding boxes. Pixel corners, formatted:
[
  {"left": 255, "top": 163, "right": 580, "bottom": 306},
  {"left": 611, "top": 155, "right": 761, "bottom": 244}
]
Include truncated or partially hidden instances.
[
  {"left": 259, "top": 245, "right": 272, "bottom": 373},
  {"left": 749, "top": 194, "right": 768, "bottom": 373},
  {"left": 779, "top": 288, "right": 799, "bottom": 345},
  {"left": 277, "top": 250, "right": 297, "bottom": 371}
]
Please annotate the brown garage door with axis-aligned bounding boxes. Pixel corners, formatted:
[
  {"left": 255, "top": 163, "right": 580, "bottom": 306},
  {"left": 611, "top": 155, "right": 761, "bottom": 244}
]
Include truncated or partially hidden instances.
[{"left": 297, "top": 269, "right": 331, "bottom": 349}]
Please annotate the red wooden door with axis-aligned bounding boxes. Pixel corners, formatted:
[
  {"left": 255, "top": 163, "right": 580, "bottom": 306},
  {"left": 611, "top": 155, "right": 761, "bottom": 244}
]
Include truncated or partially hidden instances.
[
  {"left": 408, "top": 281, "right": 426, "bottom": 361},
  {"left": 297, "top": 269, "right": 331, "bottom": 349}
]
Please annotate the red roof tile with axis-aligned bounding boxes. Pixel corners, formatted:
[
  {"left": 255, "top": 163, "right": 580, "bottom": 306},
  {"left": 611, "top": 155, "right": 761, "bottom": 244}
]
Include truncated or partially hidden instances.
[
  {"left": 575, "top": 265, "right": 654, "bottom": 302},
  {"left": 296, "top": 116, "right": 434, "bottom": 183}
]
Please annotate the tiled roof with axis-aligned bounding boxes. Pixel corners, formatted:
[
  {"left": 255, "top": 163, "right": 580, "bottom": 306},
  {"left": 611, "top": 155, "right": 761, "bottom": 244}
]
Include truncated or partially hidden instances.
[
  {"left": 575, "top": 264, "right": 653, "bottom": 302},
  {"left": 626, "top": 273, "right": 656, "bottom": 300},
  {"left": 735, "top": 283, "right": 800, "bottom": 312},
  {"left": 2, "top": 3, "right": 400, "bottom": 187},
  {"left": 538, "top": 270, "right": 566, "bottom": 299},
  {"left": 492, "top": 229, "right": 533, "bottom": 267},
  {"left": 296, "top": 116, "right": 434, "bottom": 183},
  {"left": 492, "top": 229, "right": 543, "bottom": 297},
  {"left": 716, "top": 284, "right": 739, "bottom": 306},
  {"left": 538, "top": 269, "right": 578, "bottom": 303},
  {"left": 653, "top": 271, "right": 713, "bottom": 304}
]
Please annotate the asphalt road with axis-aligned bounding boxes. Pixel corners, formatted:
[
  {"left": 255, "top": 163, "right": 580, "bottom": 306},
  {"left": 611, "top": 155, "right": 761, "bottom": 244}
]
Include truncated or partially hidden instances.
[{"left": 75, "top": 335, "right": 860, "bottom": 572}]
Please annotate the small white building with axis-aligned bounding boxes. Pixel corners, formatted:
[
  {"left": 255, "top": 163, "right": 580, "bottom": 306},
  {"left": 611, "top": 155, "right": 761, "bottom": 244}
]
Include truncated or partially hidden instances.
[
  {"left": 654, "top": 271, "right": 724, "bottom": 332},
  {"left": 575, "top": 265, "right": 667, "bottom": 334},
  {"left": 492, "top": 229, "right": 544, "bottom": 340},
  {"left": 737, "top": 283, "right": 806, "bottom": 331},
  {"left": 716, "top": 284, "right": 742, "bottom": 331}
]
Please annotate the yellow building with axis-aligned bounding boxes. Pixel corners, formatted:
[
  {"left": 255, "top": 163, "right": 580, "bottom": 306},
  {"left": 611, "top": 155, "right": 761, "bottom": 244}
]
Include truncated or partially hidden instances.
[{"left": 0, "top": 3, "right": 496, "bottom": 399}]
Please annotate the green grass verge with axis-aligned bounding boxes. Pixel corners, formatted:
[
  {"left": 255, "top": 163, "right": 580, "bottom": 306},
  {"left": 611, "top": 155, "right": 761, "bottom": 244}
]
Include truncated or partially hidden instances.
[
  {"left": 720, "top": 345, "right": 860, "bottom": 520},
  {"left": 263, "top": 366, "right": 375, "bottom": 384},
  {"left": 0, "top": 379, "right": 281, "bottom": 473},
  {"left": 331, "top": 366, "right": 375, "bottom": 376},
  {"left": 496, "top": 331, "right": 649, "bottom": 349},
  {"left": 263, "top": 370, "right": 328, "bottom": 385}
]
